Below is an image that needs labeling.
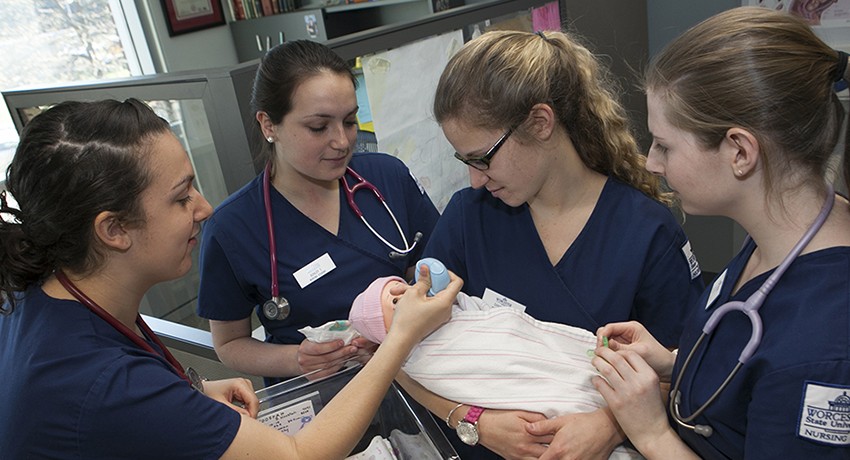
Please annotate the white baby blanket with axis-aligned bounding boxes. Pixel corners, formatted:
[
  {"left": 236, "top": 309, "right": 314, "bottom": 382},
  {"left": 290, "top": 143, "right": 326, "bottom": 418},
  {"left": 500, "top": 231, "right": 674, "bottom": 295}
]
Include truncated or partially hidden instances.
[{"left": 402, "top": 293, "right": 643, "bottom": 460}]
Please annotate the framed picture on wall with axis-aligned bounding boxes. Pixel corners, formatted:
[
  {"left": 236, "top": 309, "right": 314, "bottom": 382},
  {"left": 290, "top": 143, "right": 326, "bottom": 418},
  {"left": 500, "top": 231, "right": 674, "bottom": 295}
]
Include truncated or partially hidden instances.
[{"left": 161, "top": 0, "right": 226, "bottom": 36}]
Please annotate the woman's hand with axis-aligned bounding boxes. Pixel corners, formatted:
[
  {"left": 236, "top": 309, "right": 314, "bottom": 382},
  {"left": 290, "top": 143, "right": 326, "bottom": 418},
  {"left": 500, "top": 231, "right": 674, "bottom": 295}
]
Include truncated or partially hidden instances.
[
  {"left": 384, "top": 263, "right": 462, "bottom": 346},
  {"left": 474, "top": 409, "right": 549, "bottom": 460},
  {"left": 350, "top": 336, "right": 379, "bottom": 365},
  {"left": 591, "top": 347, "right": 671, "bottom": 453},
  {"left": 296, "top": 338, "right": 360, "bottom": 379},
  {"left": 203, "top": 378, "right": 259, "bottom": 417},
  {"left": 596, "top": 321, "right": 676, "bottom": 382},
  {"left": 527, "top": 410, "right": 623, "bottom": 460}
]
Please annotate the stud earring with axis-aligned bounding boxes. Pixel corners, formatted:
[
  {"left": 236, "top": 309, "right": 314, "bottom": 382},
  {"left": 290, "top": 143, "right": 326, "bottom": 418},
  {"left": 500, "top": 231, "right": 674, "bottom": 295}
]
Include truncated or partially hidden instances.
[
  {"left": 267, "top": 136, "right": 274, "bottom": 144},
  {"left": 736, "top": 169, "right": 744, "bottom": 177}
]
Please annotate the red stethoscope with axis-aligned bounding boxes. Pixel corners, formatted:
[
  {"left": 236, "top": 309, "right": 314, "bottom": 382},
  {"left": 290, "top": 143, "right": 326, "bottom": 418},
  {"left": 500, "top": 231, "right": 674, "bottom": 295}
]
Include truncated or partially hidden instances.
[
  {"left": 262, "top": 162, "right": 422, "bottom": 321},
  {"left": 55, "top": 270, "right": 205, "bottom": 392}
]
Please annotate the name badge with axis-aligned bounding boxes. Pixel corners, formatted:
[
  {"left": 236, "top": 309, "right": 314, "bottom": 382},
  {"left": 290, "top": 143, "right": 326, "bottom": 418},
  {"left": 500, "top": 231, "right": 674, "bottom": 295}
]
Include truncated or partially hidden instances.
[
  {"left": 705, "top": 269, "right": 726, "bottom": 310},
  {"left": 681, "top": 240, "right": 702, "bottom": 280},
  {"left": 293, "top": 253, "right": 336, "bottom": 289},
  {"left": 482, "top": 288, "right": 526, "bottom": 312}
]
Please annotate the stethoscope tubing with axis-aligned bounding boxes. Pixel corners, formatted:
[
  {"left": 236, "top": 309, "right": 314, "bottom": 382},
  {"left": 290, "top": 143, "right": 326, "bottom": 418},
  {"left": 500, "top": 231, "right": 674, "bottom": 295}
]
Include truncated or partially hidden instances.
[
  {"left": 339, "top": 167, "right": 417, "bottom": 256},
  {"left": 261, "top": 162, "right": 419, "bottom": 319},
  {"left": 669, "top": 184, "right": 835, "bottom": 437},
  {"left": 55, "top": 270, "right": 194, "bottom": 388},
  {"left": 264, "top": 162, "right": 280, "bottom": 299}
]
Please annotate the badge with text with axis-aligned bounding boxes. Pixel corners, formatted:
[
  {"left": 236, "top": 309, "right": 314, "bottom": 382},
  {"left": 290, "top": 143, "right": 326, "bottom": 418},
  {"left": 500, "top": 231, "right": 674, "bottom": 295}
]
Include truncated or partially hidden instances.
[
  {"left": 681, "top": 240, "right": 701, "bottom": 280},
  {"left": 293, "top": 253, "right": 336, "bottom": 289},
  {"left": 798, "top": 381, "right": 850, "bottom": 446}
]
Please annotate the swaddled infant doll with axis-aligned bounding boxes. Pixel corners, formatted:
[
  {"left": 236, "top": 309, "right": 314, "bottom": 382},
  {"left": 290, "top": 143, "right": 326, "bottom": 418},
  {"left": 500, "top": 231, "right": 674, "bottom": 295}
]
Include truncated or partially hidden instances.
[{"left": 345, "top": 263, "right": 643, "bottom": 460}]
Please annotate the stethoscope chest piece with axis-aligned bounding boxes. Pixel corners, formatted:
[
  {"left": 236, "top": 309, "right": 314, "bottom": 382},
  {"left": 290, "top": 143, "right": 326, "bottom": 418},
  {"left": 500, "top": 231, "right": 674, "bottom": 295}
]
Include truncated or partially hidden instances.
[
  {"left": 186, "top": 366, "right": 206, "bottom": 393},
  {"left": 263, "top": 296, "right": 291, "bottom": 320}
]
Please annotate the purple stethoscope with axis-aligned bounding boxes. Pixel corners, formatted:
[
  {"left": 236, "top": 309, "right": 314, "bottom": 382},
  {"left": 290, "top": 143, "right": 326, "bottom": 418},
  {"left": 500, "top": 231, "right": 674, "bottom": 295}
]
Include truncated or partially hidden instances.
[
  {"left": 670, "top": 184, "right": 835, "bottom": 438},
  {"left": 261, "top": 162, "right": 422, "bottom": 321}
]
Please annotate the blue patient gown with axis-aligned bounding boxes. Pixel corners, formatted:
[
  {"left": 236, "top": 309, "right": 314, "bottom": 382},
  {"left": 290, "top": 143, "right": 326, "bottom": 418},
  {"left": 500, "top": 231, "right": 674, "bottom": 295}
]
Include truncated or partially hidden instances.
[
  {"left": 424, "top": 178, "right": 703, "bottom": 459},
  {"left": 0, "top": 287, "right": 241, "bottom": 459},
  {"left": 197, "top": 152, "right": 439, "bottom": 385},
  {"left": 672, "top": 240, "right": 850, "bottom": 459}
]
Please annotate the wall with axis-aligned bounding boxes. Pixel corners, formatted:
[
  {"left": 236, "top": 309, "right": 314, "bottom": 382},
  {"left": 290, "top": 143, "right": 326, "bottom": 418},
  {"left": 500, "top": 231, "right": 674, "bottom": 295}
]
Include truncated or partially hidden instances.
[
  {"left": 563, "top": 0, "right": 649, "bottom": 147},
  {"left": 646, "top": 0, "right": 745, "bottom": 277},
  {"left": 136, "top": 0, "right": 240, "bottom": 73},
  {"left": 646, "top": 0, "right": 738, "bottom": 56}
]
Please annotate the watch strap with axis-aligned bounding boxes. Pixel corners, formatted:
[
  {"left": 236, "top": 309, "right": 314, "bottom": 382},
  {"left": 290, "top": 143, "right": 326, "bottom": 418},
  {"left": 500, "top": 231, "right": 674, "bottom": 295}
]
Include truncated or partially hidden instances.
[{"left": 463, "top": 405, "right": 485, "bottom": 424}]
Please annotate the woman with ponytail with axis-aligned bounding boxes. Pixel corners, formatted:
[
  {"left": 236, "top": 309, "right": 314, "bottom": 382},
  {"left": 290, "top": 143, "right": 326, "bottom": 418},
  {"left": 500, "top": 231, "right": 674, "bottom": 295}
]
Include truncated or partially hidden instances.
[
  {"left": 593, "top": 7, "right": 850, "bottom": 459},
  {"left": 400, "top": 29, "right": 704, "bottom": 459}
]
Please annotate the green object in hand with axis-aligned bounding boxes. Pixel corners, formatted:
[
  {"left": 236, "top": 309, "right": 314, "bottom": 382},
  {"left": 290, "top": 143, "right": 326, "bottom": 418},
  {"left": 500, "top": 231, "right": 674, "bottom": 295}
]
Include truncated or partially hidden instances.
[{"left": 329, "top": 320, "right": 350, "bottom": 331}]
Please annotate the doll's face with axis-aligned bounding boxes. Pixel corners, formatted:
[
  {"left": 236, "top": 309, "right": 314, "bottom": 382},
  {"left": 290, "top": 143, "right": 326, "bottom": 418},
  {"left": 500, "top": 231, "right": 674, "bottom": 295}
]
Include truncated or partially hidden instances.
[{"left": 381, "top": 279, "right": 410, "bottom": 330}]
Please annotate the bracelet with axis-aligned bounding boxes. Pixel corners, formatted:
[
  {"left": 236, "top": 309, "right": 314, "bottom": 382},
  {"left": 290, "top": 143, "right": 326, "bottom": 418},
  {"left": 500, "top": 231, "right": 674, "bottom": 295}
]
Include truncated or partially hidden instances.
[{"left": 445, "top": 403, "right": 464, "bottom": 429}]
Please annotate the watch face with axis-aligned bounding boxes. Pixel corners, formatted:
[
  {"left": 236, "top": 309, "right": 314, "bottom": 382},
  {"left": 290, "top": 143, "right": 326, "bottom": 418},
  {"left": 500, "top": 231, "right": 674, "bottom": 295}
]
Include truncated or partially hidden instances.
[{"left": 457, "top": 421, "right": 479, "bottom": 446}]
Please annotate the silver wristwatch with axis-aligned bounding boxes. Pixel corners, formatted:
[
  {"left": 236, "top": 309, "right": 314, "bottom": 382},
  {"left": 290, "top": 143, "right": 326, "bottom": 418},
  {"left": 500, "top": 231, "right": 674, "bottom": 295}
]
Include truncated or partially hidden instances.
[{"left": 456, "top": 406, "right": 484, "bottom": 446}]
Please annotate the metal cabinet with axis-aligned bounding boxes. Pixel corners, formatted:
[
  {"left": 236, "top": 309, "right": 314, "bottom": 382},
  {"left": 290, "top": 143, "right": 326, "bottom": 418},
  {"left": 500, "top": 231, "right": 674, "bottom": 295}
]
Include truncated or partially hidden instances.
[{"left": 229, "top": 0, "right": 433, "bottom": 62}]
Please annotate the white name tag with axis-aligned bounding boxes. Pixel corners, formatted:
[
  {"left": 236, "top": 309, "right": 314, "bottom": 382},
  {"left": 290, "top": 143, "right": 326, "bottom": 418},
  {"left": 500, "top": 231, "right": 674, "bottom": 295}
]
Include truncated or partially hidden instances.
[
  {"left": 482, "top": 288, "right": 526, "bottom": 312},
  {"left": 409, "top": 170, "right": 426, "bottom": 195},
  {"left": 293, "top": 253, "right": 336, "bottom": 289},
  {"left": 798, "top": 382, "right": 850, "bottom": 446},
  {"left": 706, "top": 269, "right": 726, "bottom": 310},
  {"left": 681, "top": 240, "right": 701, "bottom": 280}
]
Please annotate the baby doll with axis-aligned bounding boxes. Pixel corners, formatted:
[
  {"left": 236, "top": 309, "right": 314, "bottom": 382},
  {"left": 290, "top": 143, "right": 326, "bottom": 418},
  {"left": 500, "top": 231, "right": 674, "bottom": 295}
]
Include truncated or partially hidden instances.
[{"left": 347, "top": 260, "right": 643, "bottom": 460}]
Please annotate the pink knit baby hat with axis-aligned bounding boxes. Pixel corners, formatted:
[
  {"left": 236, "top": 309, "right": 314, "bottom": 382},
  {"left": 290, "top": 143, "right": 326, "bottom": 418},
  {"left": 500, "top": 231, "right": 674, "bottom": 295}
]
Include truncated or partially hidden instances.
[{"left": 349, "top": 276, "right": 406, "bottom": 343}]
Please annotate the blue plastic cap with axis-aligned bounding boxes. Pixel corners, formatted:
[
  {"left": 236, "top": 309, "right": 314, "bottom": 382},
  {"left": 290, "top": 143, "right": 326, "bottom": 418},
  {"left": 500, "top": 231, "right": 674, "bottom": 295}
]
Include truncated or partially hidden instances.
[{"left": 415, "top": 258, "right": 450, "bottom": 296}]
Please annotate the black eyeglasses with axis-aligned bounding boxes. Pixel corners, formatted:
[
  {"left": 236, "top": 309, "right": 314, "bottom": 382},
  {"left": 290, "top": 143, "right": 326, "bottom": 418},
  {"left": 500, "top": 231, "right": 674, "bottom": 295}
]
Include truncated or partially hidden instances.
[{"left": 453, "top": 128, "right": 513, "bottom": 171}]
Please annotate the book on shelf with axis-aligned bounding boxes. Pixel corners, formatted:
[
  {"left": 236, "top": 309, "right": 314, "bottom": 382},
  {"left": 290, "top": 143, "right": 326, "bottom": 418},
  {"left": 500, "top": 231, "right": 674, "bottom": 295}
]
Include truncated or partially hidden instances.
[
  {"left": 227, "top": 0, "right": 302, "bottom": 20},
  {"left": 229, "top": 0, "right": 246, "bottom": 20},
  {"left": 261, "top": 0, "right": 275, "bottom": 15}
]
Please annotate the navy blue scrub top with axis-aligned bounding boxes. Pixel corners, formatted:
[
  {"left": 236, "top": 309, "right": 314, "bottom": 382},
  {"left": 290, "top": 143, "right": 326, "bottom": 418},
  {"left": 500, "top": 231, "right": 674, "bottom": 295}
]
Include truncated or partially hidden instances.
[
  {"left": 197, "top": 152, "right": 439, "bottom": 383},
  {"left": 672, "top": 239, "right": 850, "bottom": 459},
  {"left": 425, "top": 177, "right": 701, "bottom": 345},
  {"left": 0, "top": 287, "right": 240, "bottom": 459},
  {"left": 424, "top": 178, "right": 703, "bottom": 459}
]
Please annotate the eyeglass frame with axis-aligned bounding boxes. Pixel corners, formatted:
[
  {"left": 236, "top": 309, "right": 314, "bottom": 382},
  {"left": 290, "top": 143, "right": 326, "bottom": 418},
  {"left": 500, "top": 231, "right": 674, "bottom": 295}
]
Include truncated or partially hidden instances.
[{"left": 453, "top": 128, "right": 513, "bottom": 171}]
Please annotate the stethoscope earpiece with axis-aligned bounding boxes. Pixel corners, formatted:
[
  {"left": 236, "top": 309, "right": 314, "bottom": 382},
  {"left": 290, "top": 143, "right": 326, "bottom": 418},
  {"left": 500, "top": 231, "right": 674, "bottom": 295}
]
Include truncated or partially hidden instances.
[
  {"left": 389, "top": 232, "right": 423, "bottom": 260},
  {"left": 693, "top": 425, "right": 714, "bottom": 438}
]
